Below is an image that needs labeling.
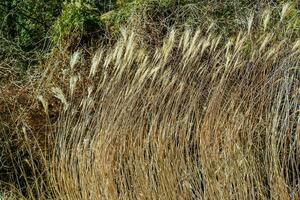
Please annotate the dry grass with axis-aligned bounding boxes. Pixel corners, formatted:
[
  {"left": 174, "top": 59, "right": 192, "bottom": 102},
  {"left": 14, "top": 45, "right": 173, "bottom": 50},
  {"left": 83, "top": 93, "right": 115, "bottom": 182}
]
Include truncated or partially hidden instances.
[
  {"left": 1, "top": 3, "right": 300, "bottom": 200},
  {"left": 46, "top": 8, "right": 299, "bottom": 199}
]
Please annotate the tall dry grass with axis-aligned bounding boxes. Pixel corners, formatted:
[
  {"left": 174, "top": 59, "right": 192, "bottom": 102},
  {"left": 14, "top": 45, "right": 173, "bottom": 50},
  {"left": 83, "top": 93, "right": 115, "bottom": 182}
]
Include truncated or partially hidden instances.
[
  {"left": 40, "top": 7, "right": 300, "bottom": 200},
  {"left": 1, "top": 3, "right": 299, "bottom": 199}
]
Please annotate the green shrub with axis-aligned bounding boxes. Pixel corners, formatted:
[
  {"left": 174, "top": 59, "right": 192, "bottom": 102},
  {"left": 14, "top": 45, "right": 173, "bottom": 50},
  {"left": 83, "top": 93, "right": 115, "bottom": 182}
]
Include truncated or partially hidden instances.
[
  {"left": 50, "top": 1, "right": 119, "bottom": 47},
  {"left": 0, "top": 0, "right": 64, "bottom": 50}
]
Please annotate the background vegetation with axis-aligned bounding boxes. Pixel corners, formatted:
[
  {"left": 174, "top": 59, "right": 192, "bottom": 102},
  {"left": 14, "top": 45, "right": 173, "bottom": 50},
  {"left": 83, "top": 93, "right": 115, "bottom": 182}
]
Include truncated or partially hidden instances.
[{"left": 0, "top": 0, "right": 299, "bottom": 199}]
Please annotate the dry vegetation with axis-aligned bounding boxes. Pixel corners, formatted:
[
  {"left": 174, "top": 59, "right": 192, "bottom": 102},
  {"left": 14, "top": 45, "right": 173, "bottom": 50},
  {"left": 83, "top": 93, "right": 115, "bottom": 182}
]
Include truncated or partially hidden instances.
[{"left": 0, "top": 2, "right": 300, "bottom": 200}]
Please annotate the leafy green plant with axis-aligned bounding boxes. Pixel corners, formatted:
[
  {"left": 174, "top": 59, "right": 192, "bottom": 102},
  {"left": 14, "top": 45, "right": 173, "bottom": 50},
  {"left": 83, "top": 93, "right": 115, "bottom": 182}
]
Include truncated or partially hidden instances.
[{"left": 0, "top": 0, "right": 64, "bottom": 50}]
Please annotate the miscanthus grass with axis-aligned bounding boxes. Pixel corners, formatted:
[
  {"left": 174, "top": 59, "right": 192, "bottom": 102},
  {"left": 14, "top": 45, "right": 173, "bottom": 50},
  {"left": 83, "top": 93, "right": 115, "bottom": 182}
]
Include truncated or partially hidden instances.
[
  {"left": 1, "top": 4, "right": 299, "bottom": 199},
  {"left": 46, "top": 9, "right": 299, "bottom": 200}
]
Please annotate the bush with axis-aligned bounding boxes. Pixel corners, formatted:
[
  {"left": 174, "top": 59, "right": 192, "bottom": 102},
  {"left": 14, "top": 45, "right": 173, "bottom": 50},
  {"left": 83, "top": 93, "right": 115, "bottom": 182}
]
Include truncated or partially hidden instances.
[
  {"left": 0, "top": 0, "right": 64, "bottom": 50},
  {"left": 52, "top": 2, "right": 101, "bottom": 44}
]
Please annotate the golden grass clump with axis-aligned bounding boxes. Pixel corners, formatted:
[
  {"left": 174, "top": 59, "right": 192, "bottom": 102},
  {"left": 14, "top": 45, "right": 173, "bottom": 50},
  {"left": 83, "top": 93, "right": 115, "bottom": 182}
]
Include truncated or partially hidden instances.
[
  {"left": 46, "top": 14, "right": 299, "bottom": 200},
  {"left": 0, "top": 3, "right": 299, "bottom": 199}
]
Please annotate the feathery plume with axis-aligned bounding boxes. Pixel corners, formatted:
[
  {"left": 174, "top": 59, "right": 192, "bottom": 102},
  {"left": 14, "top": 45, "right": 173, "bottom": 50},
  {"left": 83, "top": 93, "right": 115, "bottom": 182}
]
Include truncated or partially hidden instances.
[
  {"left": 52, "top": 87, "right": 68, "bottom": 111},
  {"left": 70, "top": 50, "right": 81, "bottom": 70}
]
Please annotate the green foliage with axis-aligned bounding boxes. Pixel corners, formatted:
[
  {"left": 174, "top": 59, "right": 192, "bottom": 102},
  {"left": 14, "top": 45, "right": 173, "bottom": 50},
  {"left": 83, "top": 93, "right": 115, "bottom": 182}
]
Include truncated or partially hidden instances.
[
  {"left": 51, "top": 1, "right": 111, "bottom": 45},
  {"left": 0, "top": 0, "right": 64, "bottom": 50},
  {"left": 0, "top": 0, "right": 117, "bottom": 50},
  {"left": 0, "top": 0, "right": 117, "bottom": 70}
]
